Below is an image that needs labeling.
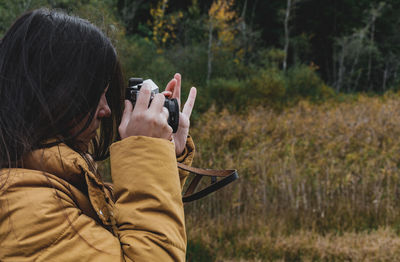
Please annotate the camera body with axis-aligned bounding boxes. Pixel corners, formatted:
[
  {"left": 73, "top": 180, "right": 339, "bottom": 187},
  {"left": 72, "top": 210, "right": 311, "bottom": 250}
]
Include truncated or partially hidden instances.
[{"left": 126, "top": 78, "right": 179, "bottom": 133}]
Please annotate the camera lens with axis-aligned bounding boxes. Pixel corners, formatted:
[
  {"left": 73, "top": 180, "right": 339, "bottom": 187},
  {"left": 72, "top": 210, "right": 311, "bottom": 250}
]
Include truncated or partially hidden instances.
[{"left": 165, "top": 98, "right": 179, "bottom": 133}]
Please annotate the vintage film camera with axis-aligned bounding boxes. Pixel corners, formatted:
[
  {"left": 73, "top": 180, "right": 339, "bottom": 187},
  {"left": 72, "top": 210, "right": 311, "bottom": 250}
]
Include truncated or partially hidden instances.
[
  {"left": 126, "top": 78, "right": 179, "bottom": 133},
  {"left": 126, "top": 78, "right": 238, "bottom": 203}
]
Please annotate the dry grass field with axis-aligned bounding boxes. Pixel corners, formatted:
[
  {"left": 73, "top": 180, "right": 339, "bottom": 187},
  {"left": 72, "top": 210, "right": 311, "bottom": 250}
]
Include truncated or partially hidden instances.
[{"left": 185, "top": 93, "right": 400, "bottom": 261}]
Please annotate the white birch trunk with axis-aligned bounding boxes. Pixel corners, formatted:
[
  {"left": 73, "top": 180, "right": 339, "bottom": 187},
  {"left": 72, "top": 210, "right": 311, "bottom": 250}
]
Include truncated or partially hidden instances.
[
  {"left": 207, "top": 22, "right": 213, "bottom": 85},
  {"left": 283, "top": 0, "right": 292, "bottom": 72}
]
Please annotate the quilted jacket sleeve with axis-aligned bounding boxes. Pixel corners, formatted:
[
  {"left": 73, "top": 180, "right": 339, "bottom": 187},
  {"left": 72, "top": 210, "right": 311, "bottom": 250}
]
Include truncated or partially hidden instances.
[
  {"left": 176, "top": 135, "right": 195, "bottom": 188},
  {"left": 109, "top": 136, "right": 187, "bottom": 261}
]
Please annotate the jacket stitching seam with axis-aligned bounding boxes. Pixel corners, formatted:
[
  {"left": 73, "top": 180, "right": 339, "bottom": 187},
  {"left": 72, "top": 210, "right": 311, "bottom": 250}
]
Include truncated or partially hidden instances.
[
  {"left": 35, "top": 213, "right": 80, "bottom": 261},
  {"left": 135, "top": 231, "right": 186, "bottom": 252}
]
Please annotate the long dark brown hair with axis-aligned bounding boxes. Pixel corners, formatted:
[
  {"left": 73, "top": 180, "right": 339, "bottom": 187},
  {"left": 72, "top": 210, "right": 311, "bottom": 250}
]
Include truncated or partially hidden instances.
[{"left": 0, "top": 8, "right": 124, "bottom": 166}]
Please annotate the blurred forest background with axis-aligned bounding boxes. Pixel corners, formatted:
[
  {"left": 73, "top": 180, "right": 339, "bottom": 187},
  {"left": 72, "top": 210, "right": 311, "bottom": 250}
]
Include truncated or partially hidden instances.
[{"left": 3, "top": 0, "right": 400, "bottom": 261}]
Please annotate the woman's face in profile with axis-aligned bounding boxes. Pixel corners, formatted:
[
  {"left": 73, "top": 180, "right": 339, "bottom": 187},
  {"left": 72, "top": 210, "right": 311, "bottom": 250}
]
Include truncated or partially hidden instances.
[{"left": 70, "top": 87, "right": 111, "bottom": 151}]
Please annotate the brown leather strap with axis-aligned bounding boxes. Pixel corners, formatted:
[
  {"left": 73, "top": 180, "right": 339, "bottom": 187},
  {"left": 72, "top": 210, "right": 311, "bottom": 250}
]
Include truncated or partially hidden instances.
[
  {"left": 177, "top": 163, "right": 236, "bottom": 177},
  {"left": 184, "top": 173, "right": 202, "bottom": 196},
  {"left": 178, "top": 163, "right": 239, "bottom": 203}
]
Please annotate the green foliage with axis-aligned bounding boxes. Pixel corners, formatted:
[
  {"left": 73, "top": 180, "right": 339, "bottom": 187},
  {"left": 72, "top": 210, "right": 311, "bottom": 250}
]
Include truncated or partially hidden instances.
[
  {"left": 0, "top": 1, "right": 340, "bottom": 113},
  {"left": 206, "top": 78, "right": 244, "bottom": 111},
  {"left": 186, "top": 239, "right": 216, "bottom": 262},
  {"left": 118, "top": 36, "right": 176, "bottom": 85},
  {"left": 256, "top": 48, "right": 286, "bottom": 69},
  {"left": 0, "top": 0, "right": 45, "bottom": 37},
  {"left": 0, "top": 0, "right": 119, "bottom": 37},
  {"left": 286, "top": 64, "right": 335, "bottom": 102},
  {"left": 165, "top": 44, "right": 208, "bottom": 87},
  {"left": 203, "top": 64, "right": 335, "bottom": 112},
  {"left": 248, "top": 68, "right": 286, "bottom": 108}
]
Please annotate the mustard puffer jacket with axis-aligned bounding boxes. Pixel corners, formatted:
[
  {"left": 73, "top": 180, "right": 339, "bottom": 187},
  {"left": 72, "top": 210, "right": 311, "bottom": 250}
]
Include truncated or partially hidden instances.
[{"left": 0, "top": 135, "right": 195, "bottom": 261}]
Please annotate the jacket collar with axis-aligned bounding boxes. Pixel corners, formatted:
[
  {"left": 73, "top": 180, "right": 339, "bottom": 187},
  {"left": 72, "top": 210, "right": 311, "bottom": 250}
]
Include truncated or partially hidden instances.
[
  {"left": 21, "top": 143, "right": 89, "bottom": 184},
  {"left": 20, "top": 143, "right": 115, "bottom": 227}
]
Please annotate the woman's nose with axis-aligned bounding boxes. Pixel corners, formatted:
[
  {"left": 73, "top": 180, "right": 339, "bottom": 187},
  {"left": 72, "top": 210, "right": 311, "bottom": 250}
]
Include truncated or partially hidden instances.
[{"left": 97, "top": 94, "right": 111, "bottom": 118}]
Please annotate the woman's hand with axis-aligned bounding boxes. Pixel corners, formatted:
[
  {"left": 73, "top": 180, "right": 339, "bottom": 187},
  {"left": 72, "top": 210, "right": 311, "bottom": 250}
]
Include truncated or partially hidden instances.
[
  {"left": 119, "top": 84, "right": 172, "bottom": 140},
  {"left": 164, "top": 73, "right": 197, "bottom": 156}
]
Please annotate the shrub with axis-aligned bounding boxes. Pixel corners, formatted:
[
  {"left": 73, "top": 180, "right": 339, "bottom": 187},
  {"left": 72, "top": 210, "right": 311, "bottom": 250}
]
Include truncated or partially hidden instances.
[
  {"left": 206, "top": 68, "right": 287, "bottom": 111},
  {"left": 247, "top": 68, "right": 286, "bottom": 108},
  {"left": 119, "top": 36, "right": 179, "bottom": 87},
  {"left": 165, "top": 44, "right": 209, "bottom": 88},
  {"left": 207, "top": 78, "right": 245, "bottom": 111},
  {"left": 286, "top": 64, "right": 335, "bottom": 102},
  {"left": 186, "top": 239, "right": 216, "bottom": 262}
]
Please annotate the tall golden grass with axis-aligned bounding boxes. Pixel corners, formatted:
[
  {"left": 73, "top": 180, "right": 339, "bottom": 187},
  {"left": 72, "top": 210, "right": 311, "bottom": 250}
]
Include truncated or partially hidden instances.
[
  {"left": 185, "top": 94, "right": 400, "bottom": 261},
  {"left": 187, "top": 226, "right": 400, "bottom": 261}
]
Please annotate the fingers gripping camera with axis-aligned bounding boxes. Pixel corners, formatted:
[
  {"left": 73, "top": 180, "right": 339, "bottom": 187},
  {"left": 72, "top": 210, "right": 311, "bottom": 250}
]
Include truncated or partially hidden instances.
[{"left": 126, "top": 78, "right": 179, "bottom": 133}]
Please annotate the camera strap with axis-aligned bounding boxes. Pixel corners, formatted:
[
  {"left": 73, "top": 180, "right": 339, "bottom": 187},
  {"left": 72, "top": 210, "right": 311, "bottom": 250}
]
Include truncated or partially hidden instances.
[{"left": 177, "top": 163, "right": 238, "bottom": 203}]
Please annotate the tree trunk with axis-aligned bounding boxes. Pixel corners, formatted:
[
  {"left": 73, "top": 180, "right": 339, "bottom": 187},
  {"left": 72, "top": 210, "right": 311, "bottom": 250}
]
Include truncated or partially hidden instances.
[
  {"left": 349, "top": 34, "right": 364, "bottom": 91},
  {"left": 336, "top": 41, "right": 346, "bottom": 92},
  {"left": 240, "top": 0, "right": 249, "bottom": 65},
  {"left": 382, "top": 60, "right": 389, "bottom": 92},
  {"left": 367, "top": 15, "right": 376, "bottom": 91},
  {"left": 283, "top": 0, "right": 292, "bottom": 72},
  {"left": 206, "top": 22, "right": 213, "bottom": 85}
]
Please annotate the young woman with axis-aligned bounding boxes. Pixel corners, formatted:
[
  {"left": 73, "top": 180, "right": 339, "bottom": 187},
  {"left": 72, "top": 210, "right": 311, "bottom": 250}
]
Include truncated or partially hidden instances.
[{"left": 0, "top": 8, "right": 196, "bottom": 261}]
